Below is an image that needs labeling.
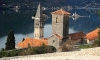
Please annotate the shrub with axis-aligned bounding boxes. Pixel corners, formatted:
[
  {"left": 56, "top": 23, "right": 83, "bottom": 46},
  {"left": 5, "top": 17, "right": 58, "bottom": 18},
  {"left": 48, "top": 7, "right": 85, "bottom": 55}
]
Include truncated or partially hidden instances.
[
  {"left": 47, "top": 46, "right": 56, "bottom": 53},
  {"left": 33, "top": 44, "right": 56, "bottom": 54},
  {"left": 92, "top": 28, "right": 100, "bottom": 47},
  {"left": 79, "top": 44, "right": 91, "bottom": 49},
  {"left": 92, "top": 39, "right": 100, "bottom": 47},
  {"left": 0, "top": 44, "right": 56, "bottom": 57},
  {"left": 19, "top": 48, "right": 34, "bottom": 56},
  {"left": 1, "top": 48, "right": 6, "bottom": 51}
]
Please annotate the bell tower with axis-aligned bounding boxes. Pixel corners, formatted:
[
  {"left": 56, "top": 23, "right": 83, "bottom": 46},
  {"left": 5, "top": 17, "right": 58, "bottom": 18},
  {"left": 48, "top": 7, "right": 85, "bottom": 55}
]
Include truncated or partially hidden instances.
[
  {"left": 32, "top": 3, "right": 44, "bottom": 39},
  {"left": 51, "top": 9, "right": 70, "bottom": 40}
]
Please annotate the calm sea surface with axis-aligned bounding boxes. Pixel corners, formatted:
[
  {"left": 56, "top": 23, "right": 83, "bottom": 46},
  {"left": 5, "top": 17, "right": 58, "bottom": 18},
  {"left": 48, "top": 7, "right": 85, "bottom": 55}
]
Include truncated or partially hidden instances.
[{"left": 0, "top": 9, "right": 100, "bottom": 49}]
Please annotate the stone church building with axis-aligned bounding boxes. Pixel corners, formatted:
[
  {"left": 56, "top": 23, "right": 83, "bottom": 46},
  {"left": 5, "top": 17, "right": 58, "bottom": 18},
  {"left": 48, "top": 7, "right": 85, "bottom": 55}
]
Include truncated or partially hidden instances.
[{"left": 17, "top": 3, "right": 86, "bottom": 50}]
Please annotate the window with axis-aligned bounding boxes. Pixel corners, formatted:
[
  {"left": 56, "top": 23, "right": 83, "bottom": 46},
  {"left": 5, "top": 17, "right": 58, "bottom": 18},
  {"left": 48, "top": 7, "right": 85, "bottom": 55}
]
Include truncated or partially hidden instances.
[
  {"left": 56, "top": 16, "right": 59, "bottom": 23},
  {"left": 41, "top": 23, "right": 42, "bottom": 27},
  {"left": 53, "top": 40, "right": 55, "bottom": 43},
  {"left": 36, "top": 23, "right": 39, "bottom": 25},
  {"left": 34, "top": 34, "right": 36, "bottom": 37}
]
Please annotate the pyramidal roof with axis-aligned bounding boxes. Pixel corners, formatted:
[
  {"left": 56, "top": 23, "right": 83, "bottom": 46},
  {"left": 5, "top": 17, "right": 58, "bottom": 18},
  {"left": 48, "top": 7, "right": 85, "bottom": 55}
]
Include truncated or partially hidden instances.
[
  {"left": 35, "top": 3, "right": 43, "bottom": 18},
  {"left": 51, "top": 9, "right": 70, "bottom": 15}
]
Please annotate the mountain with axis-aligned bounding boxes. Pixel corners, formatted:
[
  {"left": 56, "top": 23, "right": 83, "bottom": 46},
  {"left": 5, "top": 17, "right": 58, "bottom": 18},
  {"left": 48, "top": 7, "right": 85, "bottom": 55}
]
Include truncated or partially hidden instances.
[
  {"left": 66, "top": 0, "right": 100, "bottom": 6},
  {"left": 0, "top": 0, "right": 100, "bottom": 9},
  {"left": 0, "top": 0, "right": 68, "bottom": 9}
]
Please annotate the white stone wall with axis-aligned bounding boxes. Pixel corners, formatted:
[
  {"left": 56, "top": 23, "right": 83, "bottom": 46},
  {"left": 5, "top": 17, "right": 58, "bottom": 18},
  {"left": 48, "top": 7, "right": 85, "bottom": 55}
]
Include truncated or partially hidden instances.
[
  {"left": 87, "top": 39, "right": 94, "bottom": 44},
  {"left": 0, "top": 47, "right": 100, "bottom": 60}
]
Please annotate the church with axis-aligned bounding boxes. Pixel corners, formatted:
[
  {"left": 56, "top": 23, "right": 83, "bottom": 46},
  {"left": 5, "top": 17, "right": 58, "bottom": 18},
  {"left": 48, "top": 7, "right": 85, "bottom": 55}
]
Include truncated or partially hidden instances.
[{"left": 17, "top": 3, "right": 86, "bottom": 50}]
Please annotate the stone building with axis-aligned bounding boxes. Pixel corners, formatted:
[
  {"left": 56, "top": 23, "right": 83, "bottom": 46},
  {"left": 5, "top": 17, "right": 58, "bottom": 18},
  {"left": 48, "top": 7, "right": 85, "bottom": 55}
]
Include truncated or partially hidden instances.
[
  {"left": 17, "top": 4, "right": 72, "bottom": 50},
  {"left": 86, "top": 28, "right": 100, "bottom": 44},
  {"left": 16, "top": 3, "right": 99, "bottom": 50},
  {"left": 68, "top": 32, "right": 87, "bottom": 45},
  {"left": 32, "top": 3, "right": 44, "bottom": 39},
  {"left": 48, "top": 9, "right": 70, "bottom": 50},
  {"left": 17, "top": 3, "right": 48, "bottom": 48}
]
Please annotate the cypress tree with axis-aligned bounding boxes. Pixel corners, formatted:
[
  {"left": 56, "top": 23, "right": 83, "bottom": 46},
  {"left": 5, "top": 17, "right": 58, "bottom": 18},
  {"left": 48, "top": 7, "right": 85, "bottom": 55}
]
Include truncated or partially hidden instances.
[{"left": 5, "top": 30, "right": 15, "bottom": 50}]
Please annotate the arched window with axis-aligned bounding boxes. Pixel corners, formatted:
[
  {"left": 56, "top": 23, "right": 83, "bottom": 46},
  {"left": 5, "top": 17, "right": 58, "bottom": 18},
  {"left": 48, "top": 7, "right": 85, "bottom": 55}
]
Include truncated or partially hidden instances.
[
  {"left": 56, "top": 16, "right": 58, "bottom": 23},
  {"left": 40, "top": 22, "right": 43, "bottom": 27}
]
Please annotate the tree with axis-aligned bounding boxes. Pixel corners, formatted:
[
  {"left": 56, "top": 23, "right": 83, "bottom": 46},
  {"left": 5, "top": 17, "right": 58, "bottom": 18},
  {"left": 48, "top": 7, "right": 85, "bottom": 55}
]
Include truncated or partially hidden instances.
[
  {"left": 5, "top": 30, "right": 15, "bottom": 50},
  {"left": 98, "top": 10, "right": 100, "bottom": 18},
  {"left": 92, "top": 28, "right": 100, "bottom": 47}
]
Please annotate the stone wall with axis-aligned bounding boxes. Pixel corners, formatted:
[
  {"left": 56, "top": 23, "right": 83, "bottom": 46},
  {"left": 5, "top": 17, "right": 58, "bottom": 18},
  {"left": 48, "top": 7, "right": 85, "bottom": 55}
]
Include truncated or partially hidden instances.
[
  {"left": 0, "top": 47, "right": 100, "bottom": 60},
  {"left": 48, "top": 35, "right": 61, "bottom": 49}
]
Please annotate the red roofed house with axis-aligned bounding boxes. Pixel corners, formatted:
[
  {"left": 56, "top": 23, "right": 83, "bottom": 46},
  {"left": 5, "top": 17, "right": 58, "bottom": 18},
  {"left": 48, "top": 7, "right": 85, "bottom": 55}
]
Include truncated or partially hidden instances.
[
  {"left": 16, "top": 37, "right": 48, "bottom": 48},
  {"left": 68, "top": 32, "right": 87, "bottom": 45},
  {"left": 86, "top": 28, "right": 100, "bottom": 44}
]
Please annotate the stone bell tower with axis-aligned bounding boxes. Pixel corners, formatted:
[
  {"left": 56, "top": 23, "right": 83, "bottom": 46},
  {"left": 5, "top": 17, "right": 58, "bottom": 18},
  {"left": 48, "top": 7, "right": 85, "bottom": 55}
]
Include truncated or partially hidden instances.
[
  {"left": 32, "top": 3, "right": 44, "bottom": 39},
  {"left": 51, "top": 9, "right": 70, "bottom": 40},
  {"left": 48, "top": 9, "right": 70, "bottom": 50}
]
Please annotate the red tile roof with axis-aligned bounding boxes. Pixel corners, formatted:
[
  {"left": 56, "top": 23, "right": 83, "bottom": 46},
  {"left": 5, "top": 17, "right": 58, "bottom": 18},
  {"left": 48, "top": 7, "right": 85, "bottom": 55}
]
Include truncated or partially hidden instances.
[
  {"left": 69, "top": 32, "right": 86, "bottom": 40},
  {"left": 17, "top": 37, "right": 48, "bottom": 48},
  {"left": 51, "top": 9, "right": 70, "bottom": 15},
  {"left": 86, "top": 28, "right": 100, "bottom": 41},
  {"left": 55, "top": 34, "right": 62, "bottom": 40}
]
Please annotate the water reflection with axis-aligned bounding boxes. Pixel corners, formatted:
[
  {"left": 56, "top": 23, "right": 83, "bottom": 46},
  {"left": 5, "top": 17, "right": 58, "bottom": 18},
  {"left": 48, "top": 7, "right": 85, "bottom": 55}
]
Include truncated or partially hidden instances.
[{"left": 70, "top": 12, "right": 90, "bottom": 20}]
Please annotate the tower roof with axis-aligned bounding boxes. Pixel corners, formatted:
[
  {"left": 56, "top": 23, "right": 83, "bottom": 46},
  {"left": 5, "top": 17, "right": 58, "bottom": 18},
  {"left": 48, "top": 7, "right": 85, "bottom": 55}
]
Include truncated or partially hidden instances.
[
  {"left": 55, "top": 34, "right": 62, "bottom": 40},
  {"left": 35, "top": 3, "right": 43, "bottom": 18},
  {"left": 51, "top": 9, "right": 70, "bottom": 15}
]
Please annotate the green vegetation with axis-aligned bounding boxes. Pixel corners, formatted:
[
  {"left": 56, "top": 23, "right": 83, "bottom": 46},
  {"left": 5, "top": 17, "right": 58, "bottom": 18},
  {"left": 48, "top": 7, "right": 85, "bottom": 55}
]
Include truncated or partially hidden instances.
[
  {"left": 0, "top": 44, "right": 56, "bottom": 58},
  {"left": 98, "top": 10, "right": 100, "bottom": 18},
  {"left": 5, "top": 30, "right": 15, "bottom": 50},
  {"left": 19, "top": 44, "right": 56, "bottom": 56},
  {"left": 79, "top": 44, "right": 91, "bottom": 49},
  {"left": 0, "top": 50, "right": 19, "bottom": 58},
  {"left": 92, "top": 28, "right": 100, "bottom": 47},
  {"left": 97, "top": 10, "right": 100, "bottom": 19}
]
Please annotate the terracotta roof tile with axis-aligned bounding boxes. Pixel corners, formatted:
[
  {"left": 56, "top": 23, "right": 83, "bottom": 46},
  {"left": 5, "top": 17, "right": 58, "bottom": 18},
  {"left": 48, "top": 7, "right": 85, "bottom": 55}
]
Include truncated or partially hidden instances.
[
  {"left": 69, "top": 32, "right": 86, "bottom": 40},
  {"left": 51, "top": 9, "right": 70, "bottom": 15},
  {"left": 86, "top": 28, "right": 99, "bottom": 41},
  {"left": 55, "top": 34, "right": 62, "bottom": 40},
  {"left": 16, "top": 37, "right": 48, "bottom": 48}
]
